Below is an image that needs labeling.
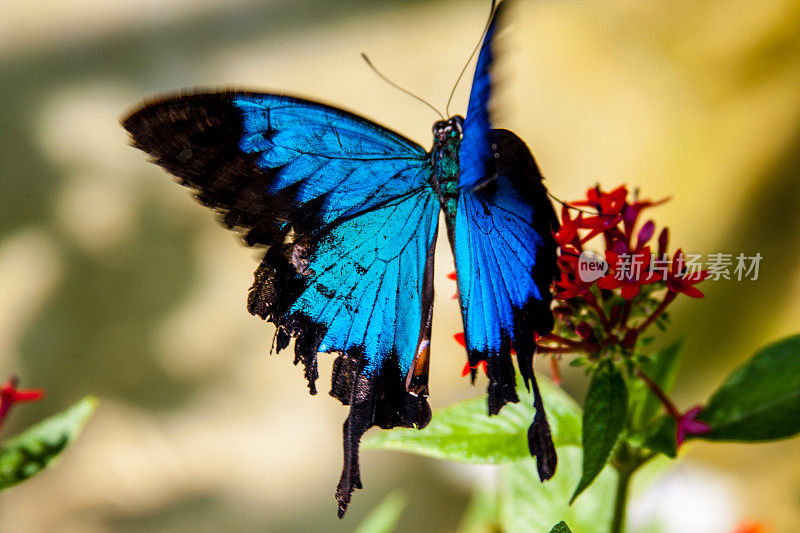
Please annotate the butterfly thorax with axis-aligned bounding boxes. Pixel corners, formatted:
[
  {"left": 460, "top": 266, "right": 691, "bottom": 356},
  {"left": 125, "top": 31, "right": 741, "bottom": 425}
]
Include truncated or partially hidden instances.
[{"left": 430, "top": 115, "right": 464, "bottom": 232}]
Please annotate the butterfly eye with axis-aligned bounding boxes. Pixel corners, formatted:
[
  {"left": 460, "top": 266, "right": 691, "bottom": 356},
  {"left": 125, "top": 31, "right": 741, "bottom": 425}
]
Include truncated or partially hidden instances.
[{"left": 449, "top": 116, "right": 464, "bottom": 135}]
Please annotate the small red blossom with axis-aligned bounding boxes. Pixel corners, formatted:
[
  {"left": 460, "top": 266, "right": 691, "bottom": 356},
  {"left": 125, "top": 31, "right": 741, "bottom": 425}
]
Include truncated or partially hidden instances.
[
  {"left": 461, "top": 359, "right": 488, "bottom": 377},
  {"left": 553, "top": 205, "right": 583, "bottom": 247},
  {"left": 447, "top": 271, "right": 459, "bottom": 299},
  {"left": 732, "top": 522, "right": 767, "bottom": 533},
  {"left": 597, "top": 246, "right": 660, "bottom": 300},
  {"left": 676, "top": 406, "right": 712, "bottom": 447},
  {"left": 0, "top": 375, "right": 45, "bottom": 431},
  {"left": 454, "top": 332, "right": 465, "bottom": 348},
  {"left": 575, "top": 185, "right": 628, "bottom": 216},
  {"left": 665, "top": 249, "right": 709, "bottom": 298},
  {"left": 657, "top": 227, "right": 669, "bottom": 257},
  {"left": 555, "top": 271, "right": 593, "bottom": 300}
]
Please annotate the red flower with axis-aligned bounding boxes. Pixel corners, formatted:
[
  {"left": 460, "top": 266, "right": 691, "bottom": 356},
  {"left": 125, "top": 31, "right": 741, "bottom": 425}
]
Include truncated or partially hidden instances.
[
  {"left": 597, "top": 245, "right": 660, "bottom": 300},
  {"left": 447, "top": 271, "right": 459, "bottom": 299},
  {"left": 0, "top": 375, "right": 45, "bottom": 431},
  {"left": 676, "top": 406, "right": 711, "bottom": 446},
  {"left": 575, "top": 185, "right": 628, "bottom": 216},
  {"left": 664, "top": 249, "right": 709, "bottom": 298},
  {"left": 461, "top": 359, "right": 488, "bottom": 377},
  {"left": 732, "top": 522, "right": 767, "bottom": 533},
  {"left": 555, "top": 271, "right": 593, "bottom": 300},
  {"left": 553, "top": 205, "right": 583, "bottom": 247},
  {"left": 577, "top": 213, "right": 622, "bottom": 244},
  {"left": 454, "top": 332, "right": 466, "bottom": 348}
]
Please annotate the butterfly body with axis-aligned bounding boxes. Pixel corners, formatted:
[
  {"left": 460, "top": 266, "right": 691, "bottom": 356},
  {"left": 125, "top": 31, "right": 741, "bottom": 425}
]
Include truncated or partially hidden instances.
[
  {"left": 123, "top": 2, "right": 559, "bottom": 518},
  {"left": 430, "top": 115, "right": 464, "bottom": 233}
]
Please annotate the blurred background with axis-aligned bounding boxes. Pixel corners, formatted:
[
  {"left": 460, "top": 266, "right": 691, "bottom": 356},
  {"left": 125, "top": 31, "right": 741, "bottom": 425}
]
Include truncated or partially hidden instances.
[{"left": 0, "top": 0, "right": 799, "bottom": 531}]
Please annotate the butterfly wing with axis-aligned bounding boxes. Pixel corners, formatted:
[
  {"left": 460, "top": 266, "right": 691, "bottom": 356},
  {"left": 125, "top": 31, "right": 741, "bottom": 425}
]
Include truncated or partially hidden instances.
[
  {"left": 454, "top": 4, "right": 560, "bottom": 481},
  {"left": 123, "top": 92, "right": 440, "bottom": 516},
  {"left": 457, "top": 0, "right": 498, "bottom": 191}
]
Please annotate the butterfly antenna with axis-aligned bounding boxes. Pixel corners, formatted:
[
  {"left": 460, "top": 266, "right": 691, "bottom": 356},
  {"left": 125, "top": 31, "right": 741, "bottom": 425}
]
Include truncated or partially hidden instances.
[
  {"left": 445, "top": 0, "right": 498, "bottom": 117},
  {"left": 361, "top": 53, "right": 444, "bottom": 119},
  {"left": 546, "top": 191, "right": 598, "bottom": 215}
]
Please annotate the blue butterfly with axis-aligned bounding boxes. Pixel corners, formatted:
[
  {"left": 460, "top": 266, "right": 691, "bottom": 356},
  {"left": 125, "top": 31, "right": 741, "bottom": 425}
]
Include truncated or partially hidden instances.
[{"left": 123, "top": 1, "right": 557, "bottom": 517}]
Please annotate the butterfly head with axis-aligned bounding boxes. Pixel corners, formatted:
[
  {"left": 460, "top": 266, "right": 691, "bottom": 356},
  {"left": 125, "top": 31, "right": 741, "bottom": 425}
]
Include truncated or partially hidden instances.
[{"left": 432, "top": 115, "right": 464, "bottom": 143}]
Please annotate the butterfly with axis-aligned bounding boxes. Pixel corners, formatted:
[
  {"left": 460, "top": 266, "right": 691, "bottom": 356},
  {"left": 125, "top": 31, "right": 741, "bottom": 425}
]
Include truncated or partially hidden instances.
[{"left": 122, "top": 1, "right": 558, "bottom": 518}]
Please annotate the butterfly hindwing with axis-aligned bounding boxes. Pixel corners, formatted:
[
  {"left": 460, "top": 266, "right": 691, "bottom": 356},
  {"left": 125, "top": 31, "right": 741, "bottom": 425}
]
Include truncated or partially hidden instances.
[
  {"left": 455, "top": 130, "right": 558, "bottom": 479},
  {"left": 123, "top": 92, "right": 440, "bottom": 516}
]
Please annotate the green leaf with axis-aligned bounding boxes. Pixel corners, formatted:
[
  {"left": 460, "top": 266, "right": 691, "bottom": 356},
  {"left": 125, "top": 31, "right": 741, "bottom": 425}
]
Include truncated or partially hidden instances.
[
  {"left": 549, "top": 521, "right": 573, "bottom": 533},
  {"left": 354, "top": 492, "right": 405, "bottom": 533},
  {"left": 642, "top": 415, "right": 677, "bottom": 458},
  {"left": 500, "top": 447, "right": 613, "bottom": 533},
  {"left": 697, "top": 334, "right": 800, "bottom": 441},
  {"left": 499, "top": 446, "right": 671, "bottom": 533},
  {"left": 628, "top": 341, "right": 684, "bottom": 431},
  {"left": 571, "top": 366, "right": 628, "bottom": 503},
  {"left": 0, "top": 396, "right": 97, "bottom": 490},
  {"left": 363, "top": 377, "right": 580, "bottom": 463}
]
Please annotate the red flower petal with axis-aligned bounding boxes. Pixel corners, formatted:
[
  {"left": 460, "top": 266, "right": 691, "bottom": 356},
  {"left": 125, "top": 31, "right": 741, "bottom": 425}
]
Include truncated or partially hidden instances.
[
  {"left": 679, "top": 285, "right": 705, "bottom": 298},
  {"left": 620, "top": 283, "right": 640, "bottom": 300},
  {"left": 462, "top": 360, "right": 488, "bottom": 377},
  {"left": 454, "top": 332, "right": 466, "bottom": 348},
  {"left": 597, "top": 275, "right": 621, "bottom": 290},
  {"left": 0, "top": 376, "right": 45, "bottom": 430}
]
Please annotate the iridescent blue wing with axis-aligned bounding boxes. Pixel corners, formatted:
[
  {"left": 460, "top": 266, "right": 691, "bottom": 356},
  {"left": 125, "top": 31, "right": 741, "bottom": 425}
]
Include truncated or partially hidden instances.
[
  {"left": 122, "top": 92, "right": 439, "bottom": 516},
  {"left": 456, "top": 130, "right": 558, "bottom": 481},
  {"left": 454, "top": 3, "right": 560, "bottom": 480}
]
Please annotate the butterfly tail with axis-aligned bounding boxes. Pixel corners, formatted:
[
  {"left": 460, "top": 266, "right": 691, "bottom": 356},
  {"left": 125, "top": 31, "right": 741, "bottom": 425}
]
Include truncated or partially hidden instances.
[
  {"left": 528, "top": 373, "right": 558, "bottom": 481},
  {"left": 331, "top": 351, "right": 432, "bottom": 517}
]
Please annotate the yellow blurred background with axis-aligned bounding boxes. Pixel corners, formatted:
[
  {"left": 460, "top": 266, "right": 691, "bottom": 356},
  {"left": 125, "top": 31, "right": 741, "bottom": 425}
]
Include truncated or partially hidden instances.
[{"left": 0, "top": 0, "right": 798, "bottom": 531}]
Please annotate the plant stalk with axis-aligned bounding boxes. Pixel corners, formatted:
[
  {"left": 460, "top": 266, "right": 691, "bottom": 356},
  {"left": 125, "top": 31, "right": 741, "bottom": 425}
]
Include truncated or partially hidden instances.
[{"left": 610, "top": 463, "right": 634, "bottom": 533}]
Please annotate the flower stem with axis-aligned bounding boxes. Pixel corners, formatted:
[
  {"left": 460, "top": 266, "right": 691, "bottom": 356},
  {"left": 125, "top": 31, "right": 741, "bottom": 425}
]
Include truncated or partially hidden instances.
[
  {"left": 549, "top": 355, "right": 562, "bottom": 385},
  {"left": 610, "top": 464, "right": 633, "bottom": 533},
  {"left": 540, "top": 333, "right": 582, "bottom": 346},
  {"left": 609, "top": 442, "right": 653, "bottom": 533},
  {"left": 585, "top": 292, "right": 612, "bottom": 333},
  {"left": 535, "top": 345, "right": 583, "bottom": 354},
  {"left": 633, "top": 367, "right": 680, "bottom": 418},
  {"left": 634, "top": 291, "right": 676, "bottom": 333},
  {"left": 619, "top": 299, "right": 632, "bottom": 329}
]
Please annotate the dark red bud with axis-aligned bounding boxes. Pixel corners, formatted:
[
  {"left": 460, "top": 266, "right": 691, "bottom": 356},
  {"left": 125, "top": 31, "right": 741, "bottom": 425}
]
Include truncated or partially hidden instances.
[
  {"left": 609, "top": 304, "right": 621, "bottom": 327},
  {"left": 636, "top": 220, "right": 655, "bottom": 250},
  {"left": 622, "top": 329, "right": 639, "bottom": 349},
  {"left": 658, "top": 228, "right": 669, "bottom": 258},
  {"left": 575, "top": 322, "right": 596, "bottom": 341}
]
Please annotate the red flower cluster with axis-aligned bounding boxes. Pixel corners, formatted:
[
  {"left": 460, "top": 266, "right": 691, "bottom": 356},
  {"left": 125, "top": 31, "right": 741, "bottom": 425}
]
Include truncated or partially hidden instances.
[
  {"left": 540, "top": 185, "right": 709, "bottom": 360},
  {"left": 542, "top": 185, "right": 713, "bottom": 448},
  {"left": 0, "top": 375, "right": 45, "bottom": 433}
]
